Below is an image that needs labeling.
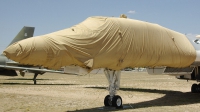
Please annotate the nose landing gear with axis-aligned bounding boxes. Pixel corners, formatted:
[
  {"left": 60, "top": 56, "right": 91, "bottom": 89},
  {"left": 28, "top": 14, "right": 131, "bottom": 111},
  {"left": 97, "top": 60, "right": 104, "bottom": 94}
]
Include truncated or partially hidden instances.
[
  {"left": 104, "top": 69, "right": 123, "bottom": 109},
  {"left": 104, "top": 95, "right": 123, "bottom": 108}
]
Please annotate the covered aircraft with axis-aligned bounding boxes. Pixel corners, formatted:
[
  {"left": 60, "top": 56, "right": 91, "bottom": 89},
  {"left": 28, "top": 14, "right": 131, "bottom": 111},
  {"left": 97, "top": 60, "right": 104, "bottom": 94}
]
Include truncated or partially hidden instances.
[{"left": 3, "top": 16, "right": 200, "bottom": 108}]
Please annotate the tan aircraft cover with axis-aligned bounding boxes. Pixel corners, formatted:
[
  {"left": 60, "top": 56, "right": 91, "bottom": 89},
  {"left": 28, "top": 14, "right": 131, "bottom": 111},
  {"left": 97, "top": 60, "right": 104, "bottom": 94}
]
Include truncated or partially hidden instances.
[{"left": 4, "top": 16, "right": 196, "bottom": 70}]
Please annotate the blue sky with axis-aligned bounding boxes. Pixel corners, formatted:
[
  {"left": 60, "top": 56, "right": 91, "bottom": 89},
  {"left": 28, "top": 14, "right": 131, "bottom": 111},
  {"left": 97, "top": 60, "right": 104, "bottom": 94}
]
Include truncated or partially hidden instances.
[{"left": 0, "top": 0, "right": 200, "bottom": 53}]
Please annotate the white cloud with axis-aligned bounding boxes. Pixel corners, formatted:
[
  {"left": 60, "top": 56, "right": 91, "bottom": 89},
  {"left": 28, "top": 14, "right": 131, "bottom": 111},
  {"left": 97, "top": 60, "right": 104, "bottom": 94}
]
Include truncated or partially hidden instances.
[
  {"left": 185, "top": 33, "right": 200, "bottom": 38},
  {"left": 185, "top": 33, "right": 199, "bottom": 36},
  {"left": 127, "top": 10, "right": 136, "bottom": 14}
]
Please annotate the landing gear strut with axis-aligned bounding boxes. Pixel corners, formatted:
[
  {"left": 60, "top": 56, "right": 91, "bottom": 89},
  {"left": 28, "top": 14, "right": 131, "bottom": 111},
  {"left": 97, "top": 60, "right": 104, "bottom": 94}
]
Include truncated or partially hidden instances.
[
  {"left": 104, "top": 69, "right": 123, "bottom": 108},
  {"left": 33, "top": 73, "right": 38, "bottom": 85}
]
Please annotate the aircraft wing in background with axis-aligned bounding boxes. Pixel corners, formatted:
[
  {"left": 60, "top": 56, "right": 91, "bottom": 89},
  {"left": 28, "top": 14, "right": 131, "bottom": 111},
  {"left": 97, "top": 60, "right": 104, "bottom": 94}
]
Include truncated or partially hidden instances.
[
  {"left": 0, "top": 65, "right": 65, "bottom": 75},
  {"left": 0, "top": 65, "right": 69, "bottom": 85}
]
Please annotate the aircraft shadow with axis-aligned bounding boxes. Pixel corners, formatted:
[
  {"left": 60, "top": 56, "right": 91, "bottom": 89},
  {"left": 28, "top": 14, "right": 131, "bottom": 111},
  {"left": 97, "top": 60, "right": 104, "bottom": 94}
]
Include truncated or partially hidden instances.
[
  {"left": 86, "top": 87, "right": 172, "bottom": 94},
  {"left": 6, "top": 78, "right": 51, "bottom": 81},
  {"left": 0, "top": 78, "right": 79, "bottom": 85},
  {"left": 0, "top": 82, "right": 79, "bottom": 86},
  {"left": 66, "top": 87, "right": 200, "bottom": 112}
]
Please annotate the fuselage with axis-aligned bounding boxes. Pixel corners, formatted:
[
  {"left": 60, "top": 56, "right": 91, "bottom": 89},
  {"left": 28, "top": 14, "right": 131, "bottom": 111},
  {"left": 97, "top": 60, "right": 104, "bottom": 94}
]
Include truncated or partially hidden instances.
[{"left": 3, "top": 16, "right": 197, "bottom": 70}]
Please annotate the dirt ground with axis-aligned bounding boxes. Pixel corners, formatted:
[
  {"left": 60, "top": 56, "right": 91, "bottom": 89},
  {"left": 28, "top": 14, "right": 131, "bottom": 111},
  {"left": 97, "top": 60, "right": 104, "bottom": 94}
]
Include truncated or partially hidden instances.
[{"left": 0, "top": 71, "right": 200, "bottom": 112}]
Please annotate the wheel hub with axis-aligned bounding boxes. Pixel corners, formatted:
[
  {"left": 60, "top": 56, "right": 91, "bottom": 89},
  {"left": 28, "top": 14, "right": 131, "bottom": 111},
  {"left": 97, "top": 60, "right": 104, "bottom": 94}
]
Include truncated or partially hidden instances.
[{"left": 116, "top": 98, "right": 122, "bottom": 106}]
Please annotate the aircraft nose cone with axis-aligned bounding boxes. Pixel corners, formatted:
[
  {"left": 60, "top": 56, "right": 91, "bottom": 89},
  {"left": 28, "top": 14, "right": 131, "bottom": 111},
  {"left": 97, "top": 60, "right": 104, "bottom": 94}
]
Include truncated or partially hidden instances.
[
  {"left": 3, "top": 42, "right": 24, "bottom": 61},
  {"left": 3, "top": 36, "right": 73, "bottom": 69},
  {"left": 3, "top": 37, "right": 46, "bottom": 65}
]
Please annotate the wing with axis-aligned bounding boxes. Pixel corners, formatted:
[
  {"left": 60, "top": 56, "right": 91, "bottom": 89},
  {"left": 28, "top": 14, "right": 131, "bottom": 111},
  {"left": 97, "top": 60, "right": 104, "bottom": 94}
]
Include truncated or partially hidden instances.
[{"left": 0, "top": 65, "right": 65, "bottom": 76}]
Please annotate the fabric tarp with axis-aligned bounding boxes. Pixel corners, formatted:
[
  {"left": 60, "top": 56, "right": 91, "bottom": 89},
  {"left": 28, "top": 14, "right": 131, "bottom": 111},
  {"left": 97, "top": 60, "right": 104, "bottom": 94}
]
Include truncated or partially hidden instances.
[{"left": 4, "top": 16, "right": 196, "bottom": 70}]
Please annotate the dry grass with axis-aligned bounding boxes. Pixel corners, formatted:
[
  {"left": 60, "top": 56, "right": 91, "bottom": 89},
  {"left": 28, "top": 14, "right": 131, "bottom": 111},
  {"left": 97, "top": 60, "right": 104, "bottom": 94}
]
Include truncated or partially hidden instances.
[{"left": 0, "top": 71, "right": 200, "bottom": 112}]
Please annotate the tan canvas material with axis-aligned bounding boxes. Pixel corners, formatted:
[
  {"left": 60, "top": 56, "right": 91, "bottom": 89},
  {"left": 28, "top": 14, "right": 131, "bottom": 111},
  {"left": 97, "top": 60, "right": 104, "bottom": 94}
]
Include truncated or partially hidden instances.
[{"left": 4, "top": 16, "right": 196, "bottom": 70}]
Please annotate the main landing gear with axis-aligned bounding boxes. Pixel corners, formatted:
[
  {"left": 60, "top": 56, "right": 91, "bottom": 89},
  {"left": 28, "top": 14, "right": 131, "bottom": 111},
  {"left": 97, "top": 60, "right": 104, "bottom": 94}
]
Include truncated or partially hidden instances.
[
  {"left": 33, "top": 73, "right": 39, "bottom": 85},
  {"left": 19, "top": 69, "right": 44, "bottom": 85},
  {"left": 191, "top": 69, "right": 200, "bottom": 93},
  {"left": 104, "top": 69, "right": 123, "bottom": 109},
  {"left": 32, "top": 72, "right": 45, "bottom": 84}
]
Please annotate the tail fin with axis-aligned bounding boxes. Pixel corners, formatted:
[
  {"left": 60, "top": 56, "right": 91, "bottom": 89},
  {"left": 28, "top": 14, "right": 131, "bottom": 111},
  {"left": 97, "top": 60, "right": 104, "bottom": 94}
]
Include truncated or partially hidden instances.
[{"left": 7, "top": 26, "right": 35, "bottom": 47}]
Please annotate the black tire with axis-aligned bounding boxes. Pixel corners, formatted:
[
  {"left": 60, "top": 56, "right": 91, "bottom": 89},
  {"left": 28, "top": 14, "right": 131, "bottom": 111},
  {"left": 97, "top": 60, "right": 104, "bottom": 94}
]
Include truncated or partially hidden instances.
[
  {"left": 112, "top": 95, "right": 122, "bottom": 108},
  {"left": 104, "top": 95, "right": 112, "bottom": 106},
  {"left": 191, "top": 84, "right": 198, "bottom": 93},
  {"left": 197, "top": 84, "right": 200, "bottom": 93}
]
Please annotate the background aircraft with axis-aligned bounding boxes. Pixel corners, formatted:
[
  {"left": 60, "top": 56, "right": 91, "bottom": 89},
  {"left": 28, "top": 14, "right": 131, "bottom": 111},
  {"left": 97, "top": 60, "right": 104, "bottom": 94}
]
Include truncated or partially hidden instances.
[
  {"left": 0, "top": 26, "right": 35, "bottom": 76},
  {"left": 0, "top": 26, "right": 65, "bottom": 84}
]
